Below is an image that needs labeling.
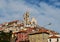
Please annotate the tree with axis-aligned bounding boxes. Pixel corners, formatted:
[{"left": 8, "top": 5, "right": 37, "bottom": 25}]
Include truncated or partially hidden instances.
[{"left": 0, "top": 31, "right": 12, "bottom": 42}]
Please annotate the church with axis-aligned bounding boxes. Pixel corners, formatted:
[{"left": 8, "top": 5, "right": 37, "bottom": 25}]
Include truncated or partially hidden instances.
[{"left": 0, "top": 12, "right": 60, "bottom": 42}]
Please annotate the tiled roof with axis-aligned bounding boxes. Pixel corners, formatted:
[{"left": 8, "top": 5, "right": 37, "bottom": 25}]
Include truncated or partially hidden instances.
[
  {"left": 0, "top": 28, "right": 4, "bottom": 31},
  {"left": 12, "top": 26, "right": 59, "bottom": 35},
  {"left": 49, "top": 35, "right": 60, "bottom": 38},
  {"left": 0, "top": 20, "right": 59, "bottom": 35},
  {"left": 38, "top": 27, "right": 59, "bottom": 35}
]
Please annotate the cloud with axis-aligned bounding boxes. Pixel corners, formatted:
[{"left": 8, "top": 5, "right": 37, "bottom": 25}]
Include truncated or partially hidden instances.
[
  {"left": 0, "top": 0, "right": 40, "bottom": 23},
  {"left": 24, "top": 1, "right": 60, "bottom": 32},
  {"left": 0, "top": 0, "right": 60, "bottom": 32}
]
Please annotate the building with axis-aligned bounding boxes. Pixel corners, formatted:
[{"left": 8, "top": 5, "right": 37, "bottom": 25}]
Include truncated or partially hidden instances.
[
  {"left": 16, "top": 30, "right": 28, "bottom": 42},
  {"left": 29, "top": 28, "right": 49, "bottom": 42},
  {"left": 0, "top": 11, "right": 60, "bottom": 42},
  {"left": 48, "top": 35, "right": 60, "bottom": 42}
]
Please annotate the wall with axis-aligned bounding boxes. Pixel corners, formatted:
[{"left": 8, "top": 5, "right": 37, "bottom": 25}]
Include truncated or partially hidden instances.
[{"left": 29, "top": 33, "right": 49, "bottom": 42}]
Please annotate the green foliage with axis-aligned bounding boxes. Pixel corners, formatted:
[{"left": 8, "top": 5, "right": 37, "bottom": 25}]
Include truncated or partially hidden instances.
[
  {"left": 0, "top": 31, "right": 12, "bottom": 42},
  {"left": 0, "top": 40, "right": 10, "bottom": 42}
]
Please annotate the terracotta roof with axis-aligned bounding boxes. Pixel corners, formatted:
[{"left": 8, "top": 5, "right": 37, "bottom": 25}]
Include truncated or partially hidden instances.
[
  {"left": 0, "top": 20, "right": 59, "bottom": 35},
  {"left": 13, "top": 30, "right": 27, "bottom": 34},
  {"left": 8, "top": 20, "right": 19, "bottom": 24},
  {"left": 38, "top": 27, "right": 59, "bottom": 35},
  {"left": 49, "top": 35, "right": 60, "bottom": 38},
  {"left": 0, "top": 28, "right": 4, "bottom": 31},
  {"left": 19, "top": 30, "right": 27, "bottom": 33}
]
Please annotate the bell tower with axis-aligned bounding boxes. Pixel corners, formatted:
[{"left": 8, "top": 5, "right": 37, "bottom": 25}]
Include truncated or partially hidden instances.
[{"left": 23, "top": 11, "right": 30, "bottom": 27}]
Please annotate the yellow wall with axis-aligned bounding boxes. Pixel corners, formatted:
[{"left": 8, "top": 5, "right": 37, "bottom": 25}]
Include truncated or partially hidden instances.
[{"left": 29, "top": 33, "right": 49, "bottom": 42}]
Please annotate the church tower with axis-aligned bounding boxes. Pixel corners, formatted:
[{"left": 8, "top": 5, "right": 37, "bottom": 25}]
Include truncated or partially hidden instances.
[
  {"left": 31, "top": 17, "right": 37, "bottom": 27},
  {"left": 23, "top": 11, "right": 31, "bottom": 27}
]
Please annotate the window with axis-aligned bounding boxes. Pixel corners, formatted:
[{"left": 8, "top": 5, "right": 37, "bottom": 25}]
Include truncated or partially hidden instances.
[{"left": 57, "top": 38, "right": 59, "bottom": 42}]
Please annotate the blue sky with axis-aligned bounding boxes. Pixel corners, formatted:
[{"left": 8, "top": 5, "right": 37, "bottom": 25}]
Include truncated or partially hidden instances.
[{"left": 0, "top": 0, "right": 60, "bottom": 32}]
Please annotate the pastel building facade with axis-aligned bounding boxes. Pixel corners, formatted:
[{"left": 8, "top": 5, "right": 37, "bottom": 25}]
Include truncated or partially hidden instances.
[{"left": 48, "top": 35, "right": 60, "bottom": 42}]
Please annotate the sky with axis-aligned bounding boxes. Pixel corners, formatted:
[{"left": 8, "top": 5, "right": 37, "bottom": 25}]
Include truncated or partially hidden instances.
[{"left": 0, "top": 0, "right": 60, "bottom": 32}]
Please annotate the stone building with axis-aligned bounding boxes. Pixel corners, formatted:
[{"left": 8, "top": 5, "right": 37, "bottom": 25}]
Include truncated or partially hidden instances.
[{"left": 29, "top": 29, "right": 49, "bottom": 42}]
